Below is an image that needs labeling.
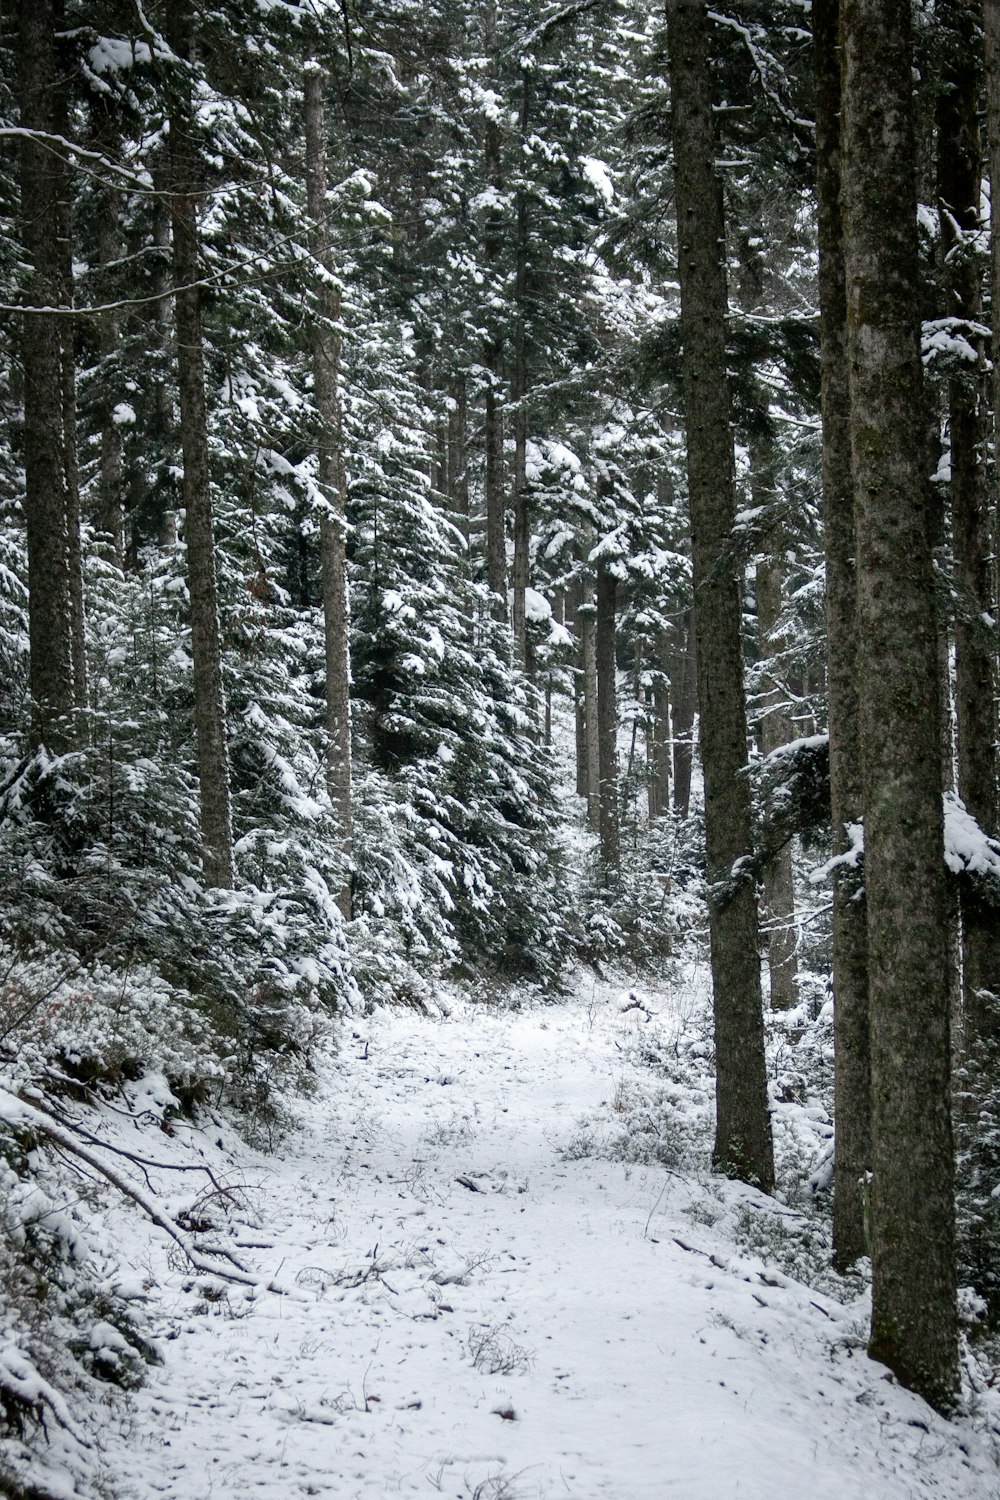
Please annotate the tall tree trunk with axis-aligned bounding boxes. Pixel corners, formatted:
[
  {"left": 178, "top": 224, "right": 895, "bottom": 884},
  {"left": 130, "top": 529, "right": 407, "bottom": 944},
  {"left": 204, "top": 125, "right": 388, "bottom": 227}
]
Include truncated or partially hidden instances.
[
  {"left": 813, "top": 0, "right": 871, "bottom": 1273},
  {"left": 841, "top": 0, "right": 958, "bottom": 1411},
  {"left": 596, "top": 559, "right": 619, "bottom": 880},
  {"left": 304, "top": 64, "right": 353, "bottom": 918},
  {"left": 47, "top": 14, "right": 88, "bottom": 718},
  {"left": 756, "top": 548, "right": 799, "bottom": 1012},
  {"left": 511, "top": 386, "right": 529, "bottom": 668},
  {"left": 59, "top": 295, "right": 86, "bottom": 719},
  {"left": 95, "top": 148, "right": 125, "bottom": 564},
  {"left": 987, "top": 0, "right": 1000, "bottom": 649},
  {"left": 511, "top": 72, "right": 531, "bottom": 670},
  {"left": 938, "top": 1, "right": 1000, "bottom": 1038},
  {"left": 649, "top": 639, "right": 671, "bottom": 819},
  {"left": 580, "top": 595, "right": 600, "bottom": 829},
  {"left": 447, "top": 374, "right": 470, "bottom": 543},
  {"left": 482, "top": 0, "right": 507, "bottom": 625},
  {"left": 667, "top": 0, "right": 773, "bottom": 1193},
  {"left": 671, "top": 606, "right": 697, "bottom": 819},
  {"left": 567, "top": 581, "right": 589, "bottom": 798},
  {"left": 18, "top": 0, "right": 78, "bottom": 752},
  {"left": 485, "top": 381, "right": 506, "bottom": 620},
  {"left": 167, "top": 0, "right": 235, "bottom": 890}
]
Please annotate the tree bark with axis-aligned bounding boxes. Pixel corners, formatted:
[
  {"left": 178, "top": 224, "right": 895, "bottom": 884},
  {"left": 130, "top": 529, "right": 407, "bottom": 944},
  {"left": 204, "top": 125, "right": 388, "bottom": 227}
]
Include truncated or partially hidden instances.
[
  {"left": 649, "top": 637, "right": 671, "bottom": 819},
  {"left": 482, "top": 0, "right": 507, "bottom": 625},
  {"left": 18, "top": 0, "right": 80, "bottom": 753},
  {"left": 841, "top": 0, "right": 957, "bottom": 1411},
  {"left": 305, "top": 64, "right": 353, "bottom": 918},
  {"left": 94, "top": 123, "right": 126, "bottom": 565},
  {"left": 447, "top": 374, "right": 470, "bottom": 543},
  {"left": 567, "top": 581, "right": 589, "bottom": 798},
  {"left": 987, "top": 0, "right": 1000, "bottom": 648},
  {"left": 595, "top": 559, "right": 619, "bottom": 880},
  {"left": 167, "top": 0, "right": 235, "bottom": 890},
  {"left": 580, "top": 596, "right": 600, "bottom": 829},
  {"left": 485, "top": 382, "right": 506, "bottom": 620},
  {"left": 667, "top": 0, "right": 773, "bottom": 1193},
  {"left": 756, "top": 547, "right": 799, "bottom": 1012},
  {"left": 938, "top": 0, "right": 1000, "bottom": 1037},
  {"left": 671, "top": 606, "right": 697, "bottom": 819},
  {"left": 813, "top": 0, "right": 871, "bottom": 1271},
  {"left": 511, "top": 76, "right": 531, "bottom": 671}
]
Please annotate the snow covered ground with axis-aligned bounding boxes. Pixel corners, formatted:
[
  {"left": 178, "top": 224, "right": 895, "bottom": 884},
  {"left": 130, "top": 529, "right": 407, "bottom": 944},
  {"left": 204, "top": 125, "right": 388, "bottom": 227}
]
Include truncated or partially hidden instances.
[{"left": 15, "top": 977, "right": 1000, "bottom": 1499}]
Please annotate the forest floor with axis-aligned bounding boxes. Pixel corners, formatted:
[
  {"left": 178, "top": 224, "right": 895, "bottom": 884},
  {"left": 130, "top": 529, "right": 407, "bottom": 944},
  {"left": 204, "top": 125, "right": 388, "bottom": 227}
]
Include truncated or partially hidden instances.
[{"left": 27, "top": 974, "right": 1000, "bottom": 1499}]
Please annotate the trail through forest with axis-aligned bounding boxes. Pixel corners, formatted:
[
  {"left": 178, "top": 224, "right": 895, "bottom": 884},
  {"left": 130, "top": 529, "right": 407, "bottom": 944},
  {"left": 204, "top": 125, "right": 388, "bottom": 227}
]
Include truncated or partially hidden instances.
[{"left": 80, "top": 980, "right": 998, "bottom": 1500}]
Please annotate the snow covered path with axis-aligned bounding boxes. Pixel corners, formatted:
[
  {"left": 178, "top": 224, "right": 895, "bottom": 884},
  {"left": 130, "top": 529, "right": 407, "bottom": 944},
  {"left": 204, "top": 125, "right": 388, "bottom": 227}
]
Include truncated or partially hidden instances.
[{"left": 106, "top": 983, "right": 998, "bottom": 1500}]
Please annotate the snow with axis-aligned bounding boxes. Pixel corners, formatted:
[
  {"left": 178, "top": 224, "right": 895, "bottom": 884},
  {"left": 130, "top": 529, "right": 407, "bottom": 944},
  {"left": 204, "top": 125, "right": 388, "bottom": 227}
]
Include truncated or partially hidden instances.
[
  {"left": 523, "top": 587, "right": 551, "bottom": 624},
  {"left": 87, "top": 38, "right": 156, "bottom": 75},
  {"left": 804, "top": 788, "right": 1000, "bottom": 888},
  {"left": 808, "top": 821, "right": 864, "bottom": 885},
  {"left": 19, "top": 981, "right": 999, "bottom": 1499},
  {"left": 944, "top": 792, "right": 1000, "bottom": 880},
  {"left": 579, "top": 157, "right": 614, "bottom": 205},
  {"left": 922, "top": 317, "right": 990, "bottom": 369}
]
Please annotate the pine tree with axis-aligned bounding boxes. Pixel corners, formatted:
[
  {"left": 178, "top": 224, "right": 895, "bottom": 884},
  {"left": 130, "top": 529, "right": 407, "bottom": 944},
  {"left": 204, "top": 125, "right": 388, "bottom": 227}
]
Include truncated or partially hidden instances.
[
  {"left": 17, "top": 0, "right": 83, "bottom": 752},
  {"left": 812, "top": 0, "right": 871, "bottom": 1270},
  {"left": 303, "top": 62, "right": 353, "bottom": 917},
  {"left": 164, "top": 0, "right": 235, "bottom": 890},
  {"left": 667, "top": 0, "right": 773, "bottom": 1193},
  {"left": 841, "top": 0, "right": 958, "bottom": 1411}
]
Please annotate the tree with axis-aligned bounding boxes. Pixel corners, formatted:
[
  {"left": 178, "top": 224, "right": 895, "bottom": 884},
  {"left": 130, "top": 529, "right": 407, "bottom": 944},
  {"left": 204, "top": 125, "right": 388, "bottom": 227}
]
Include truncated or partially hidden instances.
[
  {"left": 935, "top": 0, "right": 1000, "bottom": 1038},
  {"left": 986, "top": 1, "right": 1000, "bottom": 639},
  {"left": 666, "top": 0, "right": 773, "bottom": 1192},
  {"left": 304, "top": 63, "right": 353, "bottom": 918},
  {"left": 17, "top": 0, "right": 85, "bottom": 751},
  {"left": 595, "top": 551, "right": 619, "bottom": 879},
  {"left": 165, "top": 0, "right": 235, "bottom": 889},
  {"left": 812, "top": 0, "right": 871, "bottom": 1271},
  {"left": 841, "top": 0, "right": 958, "bottom": 1410}
]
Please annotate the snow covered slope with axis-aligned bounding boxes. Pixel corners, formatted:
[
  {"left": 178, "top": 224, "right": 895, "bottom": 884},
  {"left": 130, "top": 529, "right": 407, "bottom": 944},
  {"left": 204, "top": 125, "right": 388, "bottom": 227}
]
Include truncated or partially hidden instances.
[{"left": 14, "top": 980, "right": 1000, "bottom": 1499}]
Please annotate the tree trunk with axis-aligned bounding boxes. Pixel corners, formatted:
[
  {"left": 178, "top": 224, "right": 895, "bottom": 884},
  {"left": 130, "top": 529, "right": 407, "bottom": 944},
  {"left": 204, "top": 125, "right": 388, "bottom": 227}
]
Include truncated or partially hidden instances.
[
  {"left": 447, "top": 374, "right": 470, "bottom": 543},
  {"left": 304, "top": 64, "right": 353, "bottom": 918},
  {"left": 511, "top": 389, "right": 529, "bottom": 668},
  {"left": 987, "top": 0, "right": 1000, "bottom": 649},
  {"left": 841, "top": 0, "right": 958, "bottom": 1411},
  {"left": 937, "top": 1, "right": 1000, "bottom": 1037},
  {"left": 756, "top": 549, "right": 799, "bottom": 1012},
  {"left": 671, "top": 606, "right": 697, "bottom": 819},
  {"left": 167, "top": 0, "right": 235, "bottom": 890},
  {"left": 485, "top": 383, "right": 506, "bottom": 619},
  {"left": 511, "top": 75, "right": 531, "bottom": 670},
  {"left": 595, "top": 559, "right": 619, "bottom": 880},
  {"left": 46, "top": 14, "right": 88, "bottom": 718},
  {"left": 667, "top": 0, "right": 773, "bottom": 1193},
  {"left": 580, "top": 596, "right": 600, "bottom": 829},
  {"left": 18, "top": 0, "right": 78, "bottom": 752},
  {"left": 94, "top": 138, "right": 126, "bottom": 564},
  {"left": 567, "top": 581, "right": 589, "bottom": 798},
  {"left": 813, "top": 0, "right": 871, "bottom": 1271},
  {"left": 482, "top": 0, "right": 507, "bottom": 625},
  {"left": 649, "top": 640, "right": 671, "bottom": 820}
]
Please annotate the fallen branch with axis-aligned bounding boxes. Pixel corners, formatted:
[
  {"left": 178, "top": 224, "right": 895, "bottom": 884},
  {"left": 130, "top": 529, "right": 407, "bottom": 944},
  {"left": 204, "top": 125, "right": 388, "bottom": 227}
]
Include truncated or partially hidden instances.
[{"left": 0, "top": 1088, "right": 258, "bottom": 1287}]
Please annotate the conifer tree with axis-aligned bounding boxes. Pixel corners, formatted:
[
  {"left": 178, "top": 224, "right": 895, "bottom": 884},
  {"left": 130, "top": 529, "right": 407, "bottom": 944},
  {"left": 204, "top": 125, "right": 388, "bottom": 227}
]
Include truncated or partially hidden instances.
[
  {"left": 667, "top": 0, "right": 773, "bottom": 1192},
  {"left": 841, "top": 0, "right": 958, "bottom": 1411},
  {"left": 17, "top": 0, "right": 83, "bottom": 752},
  {"left": 813, "top": 0, "right": 871, "bottom": 1269},
  {"left": 304, "top": 62, "right": 353, "bottom": 918},
  {"left": 164, "top": 0, "right": 235, "bottom": 889}
]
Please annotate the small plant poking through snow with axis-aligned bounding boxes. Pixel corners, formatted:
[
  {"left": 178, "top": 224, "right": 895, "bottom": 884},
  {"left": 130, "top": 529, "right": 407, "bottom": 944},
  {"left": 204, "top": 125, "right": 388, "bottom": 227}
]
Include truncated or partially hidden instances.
[{"left": 465, "top": 1323, "right": 532, "bottom": 1376}]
